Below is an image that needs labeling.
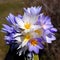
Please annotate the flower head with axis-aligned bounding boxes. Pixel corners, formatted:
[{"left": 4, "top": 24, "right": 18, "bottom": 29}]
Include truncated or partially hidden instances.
[
  {"left": 36, "top": 13, "right": 57, "bottom": 43},
  {"left": 27, "top": 38, "right": 44, "bottom": 54},
  {"left": 15, "top": 12, "right": 40, "bottom": 33},
  {"left": 2, "top": 6, "right": 57, "bottom": 56}
]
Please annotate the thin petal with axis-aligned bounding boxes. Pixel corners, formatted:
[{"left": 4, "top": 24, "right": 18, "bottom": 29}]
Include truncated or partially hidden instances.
[
  {"left": 17, "top": 14, "right": 23, "bottom": 19},
  {"left": 13, "top": 33, "right": 21, "bottom": 37},
  {"left": 50, "top": 28, "right": 57, "bottom": 33},
  {"left": 43, "top": 24, "right": 53, "bottom": 30},
  {"left": 33, "top": 46, "right": 39, "bottom": 54},
  {"left": 15, "top": 17, "right": 24, "bottom": 28},
  {"left": 21, "top": 39, "right": 29, "bottom": 47},
  {"left": 2, "top": 24, "right": 13, "bottom": 33},
  {"left": 6, "top": 13, "right": 16, "bottom": 24},
  {"left": 46, "top": 35, "right": 56, "bottom": 43},
  {"left": 29, "top": 45, "right": 34, "bottom": 52},
  {"left": 14, "top": 37, "right": 21, "bottom": 43}
]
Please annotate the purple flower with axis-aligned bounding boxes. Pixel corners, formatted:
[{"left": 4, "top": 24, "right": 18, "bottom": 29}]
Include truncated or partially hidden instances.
[
  {"left": 2, "top": 24, "right": 22, "bottom": 44},
  {"left": 36, "top": 13, "right": 57, "bottom": 43},
  {"left": 43, "top": 30, "right": 56, "bottom": 43},
  {"left": 27, "top": 38, "right": 44, "bottom": 54},
  {"left": 37, "top": 13, "right": 57, "bottom": 31},
  {"left": 24, "top": 6, "right": 42, "bottom": 15},
  {"left": 2, "top": 6, "right": 57, "bottom": 56}
]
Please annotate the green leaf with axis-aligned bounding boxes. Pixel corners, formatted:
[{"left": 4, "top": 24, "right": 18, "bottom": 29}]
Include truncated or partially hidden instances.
[{"left": 34, "top": 54, "right": 39, "bottom": 60}]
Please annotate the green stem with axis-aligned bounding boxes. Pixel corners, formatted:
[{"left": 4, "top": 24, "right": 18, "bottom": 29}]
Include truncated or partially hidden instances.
[{"left": 34, "top": 54, "right": 39, "bottom": 60}]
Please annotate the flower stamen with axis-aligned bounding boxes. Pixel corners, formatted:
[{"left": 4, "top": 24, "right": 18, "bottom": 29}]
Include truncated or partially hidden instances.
[
  {"left": 24, "top": 22, "right": 31, "bottom": 29},
  {"left": 34, "top": 29, "right": 43, "bottom": 36},
  {"left": 30, "top": 39, "right": 38, "bottom": 46}
]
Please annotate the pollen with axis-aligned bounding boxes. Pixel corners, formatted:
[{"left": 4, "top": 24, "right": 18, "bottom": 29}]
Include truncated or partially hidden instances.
[
  {"left": 24, "top": 22, "right": 31, "bottom": 29},
  {"left": 34, "top": 29, "right": 43, "bottom": 36},
  {"left": 30, "top": 39, "right": 38, "bottom": 46},
  {"left": 24, "top": 33, "right": 31, "bottom": 41}
]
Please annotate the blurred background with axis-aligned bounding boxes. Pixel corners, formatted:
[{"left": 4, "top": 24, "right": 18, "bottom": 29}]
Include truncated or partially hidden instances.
[{"left": 0, "top": 0, "right": 60, "bottom": 60}]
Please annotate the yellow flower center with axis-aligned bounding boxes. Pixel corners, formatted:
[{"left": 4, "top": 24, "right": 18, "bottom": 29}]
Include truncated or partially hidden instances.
[
  {"left": 30, "top": 39, "right": 38, "bottom": 46},
  {"left": 25, "top": 34, "right": 31, "bottom": 40},
  {"left": 24, "top": 33, "right": 31, "bottom": 42},
  {"left": 34, "top": 29, "right": 43, "bottom": 36},
  {"left": 24, "top": 22, "right": 31, "bottom": 29}
]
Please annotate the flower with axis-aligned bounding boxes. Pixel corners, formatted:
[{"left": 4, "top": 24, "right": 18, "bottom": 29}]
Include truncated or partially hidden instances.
[
  {"left": 15, "top": 6, "right": 43, "bottom": 48},
  {"left": 2, "top": 24, "right": 22, "bottom": 44},
  {"left": 36, "top": 13, "right": 57, "bottom": 31},
  {"left": 2, "top": 6, "right": 57, "bottom": 56},
  {"left": 27, "top": 38, "right": 44, "bottom": 54},
  {"left": 43, "top": 30, "right": 56, "bottom": 43},
  {"left": 18, "top": 28, "right": 44, "bottom": 49},
  {"left": 36, "top": 13, "right": 57, "bottom": 43},
  {"left": 2, "top": 14, "right": 23, "bottom": 44},
  {"left": 15, "top": 13, "right": 40, "bottom": 33}
]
